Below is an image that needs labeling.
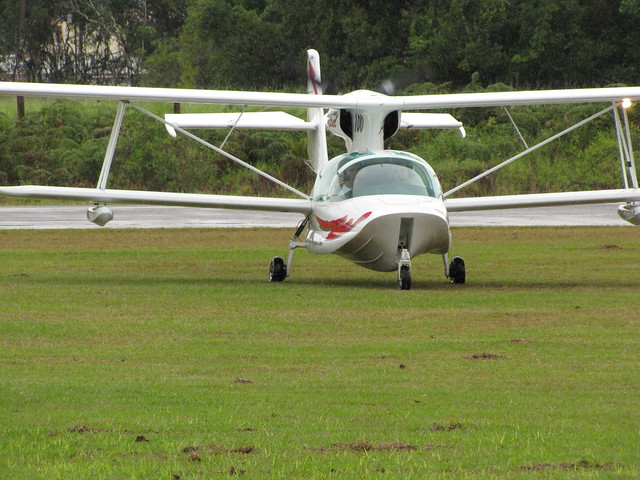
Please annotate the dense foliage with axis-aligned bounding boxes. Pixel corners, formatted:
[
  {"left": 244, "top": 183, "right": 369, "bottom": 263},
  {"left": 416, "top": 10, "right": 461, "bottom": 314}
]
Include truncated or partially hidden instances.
[
  {"left": 165, "top": 0, "right": 640, "bottom": 90},
  {"left": 1, "top": 0, "right": 640, "bottom": 89}
]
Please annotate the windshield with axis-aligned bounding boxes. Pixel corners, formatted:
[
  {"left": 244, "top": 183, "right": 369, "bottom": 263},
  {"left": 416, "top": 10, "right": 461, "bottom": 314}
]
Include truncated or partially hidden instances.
[{"left": 313, "top": 152, "right": 442, "bottom": 202}]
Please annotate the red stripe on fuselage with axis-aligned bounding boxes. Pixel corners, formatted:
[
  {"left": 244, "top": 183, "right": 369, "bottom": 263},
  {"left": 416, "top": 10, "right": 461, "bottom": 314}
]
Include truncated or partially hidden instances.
[{"left": 315, "top": 211, "right": 372, "bottom": 239}]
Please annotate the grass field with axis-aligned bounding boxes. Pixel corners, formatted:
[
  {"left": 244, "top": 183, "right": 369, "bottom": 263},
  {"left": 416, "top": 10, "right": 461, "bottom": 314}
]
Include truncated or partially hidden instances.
[{"left": 1, "top": 226, "right": 639, "bottom": 479}]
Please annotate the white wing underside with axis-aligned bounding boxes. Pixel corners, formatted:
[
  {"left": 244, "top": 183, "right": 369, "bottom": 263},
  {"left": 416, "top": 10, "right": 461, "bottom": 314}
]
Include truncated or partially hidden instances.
[
  {"left": 164, "top": 112, "right": 461, "bottom": 132},
  {"left": 2, "top": 185, "right": 639, "bottom": 214},
  {"left": 163, "top": 111, "right": 466, "bottom": 138},
  {"left": 445, "top": 189, "right": 640, "bottom": 212},
  {"left": 0, "top": 186, "right": 312, "bottom": 214},
  {"left": 163, "top": 112, "right": 316, "bottom": 137}
]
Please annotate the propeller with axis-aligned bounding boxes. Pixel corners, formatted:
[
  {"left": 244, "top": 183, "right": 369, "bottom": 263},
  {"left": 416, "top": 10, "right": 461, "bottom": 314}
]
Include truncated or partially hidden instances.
[{"left": 377, "top": 64, "right": 435, "bottom": 95}]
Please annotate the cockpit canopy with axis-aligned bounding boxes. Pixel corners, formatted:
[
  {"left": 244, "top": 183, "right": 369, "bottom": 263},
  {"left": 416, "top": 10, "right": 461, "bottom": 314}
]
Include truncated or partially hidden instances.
[{"left": 313, "top": 151, "right": 443, "bottom": 202}]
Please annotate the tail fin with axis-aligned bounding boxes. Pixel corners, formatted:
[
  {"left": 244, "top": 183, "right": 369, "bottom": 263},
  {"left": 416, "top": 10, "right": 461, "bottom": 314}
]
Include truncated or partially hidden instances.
[
  {"left": 306, "top": 49, "right": 328, "bottom": 172},
  {"left": 307, "top": 49, "right": 323, "bottom": 95}
]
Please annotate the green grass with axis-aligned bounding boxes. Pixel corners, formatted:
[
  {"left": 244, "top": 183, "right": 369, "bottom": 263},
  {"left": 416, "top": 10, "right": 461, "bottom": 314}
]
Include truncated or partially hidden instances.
[{"left": 1, "top": 227, "right": 639, "bottom": 479}]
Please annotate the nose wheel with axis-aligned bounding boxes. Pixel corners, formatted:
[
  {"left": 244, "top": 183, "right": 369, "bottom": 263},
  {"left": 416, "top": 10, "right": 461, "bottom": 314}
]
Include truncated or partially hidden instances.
[
  {"left": 397, "top": 247, "right": 412, "bottom": 290},
  {"left": 398, "top": 265, "right": 411, "bottom": 290}
]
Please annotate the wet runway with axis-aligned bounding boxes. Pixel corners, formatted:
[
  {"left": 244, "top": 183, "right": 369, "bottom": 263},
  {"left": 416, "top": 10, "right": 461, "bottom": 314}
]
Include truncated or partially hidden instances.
[
  {"left": 0, "top": 205, "right": 304, "bottom": 229},
  {"left": 0, "top": 203, "right": 631, "bottom": 229}
]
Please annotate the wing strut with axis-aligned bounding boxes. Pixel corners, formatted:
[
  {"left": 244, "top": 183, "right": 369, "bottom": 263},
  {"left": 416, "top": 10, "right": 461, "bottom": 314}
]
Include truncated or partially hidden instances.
[
  {"left": 503, "top": 107, "right": 528, "bottom": 149},
  {"left": 444, "top": 104, "right": 616, "bottom": 197},
  {"left": 92, "top": 99, "right": 308, "bottom": 199},
  {"left": 219, "top": 105, "right": 245, "bottom": 150},
  {"left": 613, "top": 100, "right": 640, "bottom": 224},
  {"left": 88, "top": 101, "right": 128, "bottom": 226},
  {"left": 130, "top": 103, "right": 309, "bottom": 199},
  {"left": 97, "top": 101, "right": 127, "bottom": 190},
  {"left": 613, "top": 102, "right": 638, "bottom": 189}
]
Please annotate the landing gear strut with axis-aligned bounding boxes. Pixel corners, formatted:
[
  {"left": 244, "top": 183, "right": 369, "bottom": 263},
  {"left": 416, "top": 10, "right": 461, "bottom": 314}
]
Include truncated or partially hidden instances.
[{"left": 269, "top": 216, "right": 309, "bottom": 283}]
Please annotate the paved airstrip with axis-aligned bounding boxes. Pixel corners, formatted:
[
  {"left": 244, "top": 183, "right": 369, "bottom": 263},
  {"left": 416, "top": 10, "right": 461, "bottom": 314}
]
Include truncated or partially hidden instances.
[{"left": 0, "top": 203, "right": 631, "bottom": 229}]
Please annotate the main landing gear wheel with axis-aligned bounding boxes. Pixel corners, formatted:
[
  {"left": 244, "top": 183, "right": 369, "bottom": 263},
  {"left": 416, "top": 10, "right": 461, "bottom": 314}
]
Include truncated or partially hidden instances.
[
  {"left": 398, "top": 265, "right": 411, "bottom": 290},
  {"left": 449, "top": 256, "right": 466, "bottom": 284},
  {"left": 269, "top": 256, "right": 286, "bottom": 282}
]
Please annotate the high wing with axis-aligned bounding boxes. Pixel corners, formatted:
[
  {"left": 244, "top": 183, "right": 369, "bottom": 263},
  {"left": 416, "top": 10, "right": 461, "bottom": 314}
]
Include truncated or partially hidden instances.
[
  {"left": 2, "top": 81, "right": 640, "bottom": 110},
  {"left": 401, "top": 87, "right": 640, "bottom": 109},
  {"left": 0, "top": 81, "right": 356, "bottom": 108}
]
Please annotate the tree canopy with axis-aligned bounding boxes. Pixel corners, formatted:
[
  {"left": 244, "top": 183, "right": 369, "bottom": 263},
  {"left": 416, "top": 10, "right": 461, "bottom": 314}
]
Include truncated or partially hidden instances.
[
  {"left": 1, "top": 0, "right": 639, "bottom": 90},
  {"left": 0, "top": 0, "right": 187, "bottom": 84}
]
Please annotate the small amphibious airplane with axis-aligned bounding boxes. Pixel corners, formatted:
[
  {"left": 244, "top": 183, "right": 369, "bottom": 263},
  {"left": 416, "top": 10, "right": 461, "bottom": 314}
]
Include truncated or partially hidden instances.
[{"left": 1, "top": 50, "right": 639, "bottom": 289}]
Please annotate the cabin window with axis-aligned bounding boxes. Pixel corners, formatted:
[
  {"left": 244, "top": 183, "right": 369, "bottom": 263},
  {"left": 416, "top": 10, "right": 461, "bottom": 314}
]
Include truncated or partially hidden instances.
[
  {"left": 313, "top": 154, "right": 442, "bottom": 202},
  {"left": 351, "top": 163, "right": 432, "bottom": 197}
]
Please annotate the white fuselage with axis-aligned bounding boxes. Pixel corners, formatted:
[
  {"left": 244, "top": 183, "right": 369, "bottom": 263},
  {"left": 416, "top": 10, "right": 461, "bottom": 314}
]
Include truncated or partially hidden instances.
[
  {"left": 304, "top": 147, "right": 452, "bottom": 272},
  {"left": 307, "top": 195, "right": 450, "bottom": 271}
]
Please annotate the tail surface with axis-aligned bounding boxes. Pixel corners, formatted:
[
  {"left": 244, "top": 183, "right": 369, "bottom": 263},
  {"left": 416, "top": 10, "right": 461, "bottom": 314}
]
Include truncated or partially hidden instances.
[{"left": 306, "top": 49, "right": 328, "bottom": 172}]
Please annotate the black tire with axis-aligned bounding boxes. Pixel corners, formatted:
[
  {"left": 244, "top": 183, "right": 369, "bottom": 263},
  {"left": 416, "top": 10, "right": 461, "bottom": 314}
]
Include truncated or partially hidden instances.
[
  {"left": 449, "top": 256, "right": 466, "bottom": 284},
  {"left": 269, "top": 256, "right": 286, "bottom": 282},
  {"left": 398, "top": 265, "right": 411, "bottom": 290}
]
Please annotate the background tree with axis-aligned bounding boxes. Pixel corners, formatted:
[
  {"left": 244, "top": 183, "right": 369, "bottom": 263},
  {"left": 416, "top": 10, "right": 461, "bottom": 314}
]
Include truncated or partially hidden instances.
[
  {"left": 2, "top": 0, "right": 640, "bottom": 88},
  {"left": 0, "top": 0, "right": 188, "bottom": 85},
  {"left": 0, "top": 0, "right": 59, "bottom": 82}
]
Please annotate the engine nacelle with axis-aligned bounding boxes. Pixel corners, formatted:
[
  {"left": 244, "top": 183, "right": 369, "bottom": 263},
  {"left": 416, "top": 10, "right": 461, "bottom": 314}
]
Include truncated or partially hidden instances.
[
  {"left": 325, "top": 107, "right": 400, "bottom": 153},
  {"left": 617, "top": 203, "right": 640, "bottom": 226},
  {"left": 325, "top": 108, "right": 353, "bottom": 150},
  {"left": 87, "top": 205, "right": 113, "bottom": 226}
]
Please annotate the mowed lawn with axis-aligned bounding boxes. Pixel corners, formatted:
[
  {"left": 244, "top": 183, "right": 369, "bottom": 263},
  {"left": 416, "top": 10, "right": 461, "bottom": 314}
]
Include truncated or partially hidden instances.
[{"left": 1, "top": 226, "right": 638, "bottom": 479}]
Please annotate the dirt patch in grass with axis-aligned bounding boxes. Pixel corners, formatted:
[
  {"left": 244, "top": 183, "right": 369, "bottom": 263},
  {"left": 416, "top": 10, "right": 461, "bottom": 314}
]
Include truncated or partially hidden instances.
[
  {"left": 66, "top": 426, "right": 154, "bottom": 440},
  {"left": 181, "top": 445, "right": 255, "bottom": 455},
  {"left": 332, "top": 441, "right": 417, "bottom": 452},
  {"left": 520, "top": 459, "right": 611, "bottom": 471},
  {"left": 67, "top": 425, "right": 110, "bottom": 434},
  {"left": 508, "top": 339, "right": 534, "bottom": 344},
  {"left": 599, "top": 244, "right": 623, "bottom": 250},
  {"left": 466, "top": 353, "right": 506, "bottom": 360},
  {"left": 431, "top": 422, "right": 465, "bottom": 432},
  {"left": 311, "top": 442, "right": 452, "bottom": 454},
  {"left": 233, "top": 378, "right": 254, "bottom": 384}
]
